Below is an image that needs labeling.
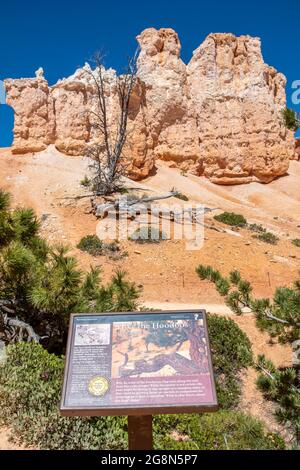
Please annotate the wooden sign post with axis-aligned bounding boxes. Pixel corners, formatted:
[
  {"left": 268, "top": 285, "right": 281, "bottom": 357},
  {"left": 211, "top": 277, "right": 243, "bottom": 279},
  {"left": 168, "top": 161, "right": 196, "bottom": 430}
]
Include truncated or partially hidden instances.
[{"left": 60, "top": 310, "right": 218, "bottom": 450}]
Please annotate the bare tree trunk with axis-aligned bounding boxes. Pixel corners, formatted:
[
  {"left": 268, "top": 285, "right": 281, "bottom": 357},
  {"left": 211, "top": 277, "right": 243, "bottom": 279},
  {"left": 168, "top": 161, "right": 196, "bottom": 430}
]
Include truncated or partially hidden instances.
[{"left": 85, "top": 52, "right": 138, "bottom": 196}]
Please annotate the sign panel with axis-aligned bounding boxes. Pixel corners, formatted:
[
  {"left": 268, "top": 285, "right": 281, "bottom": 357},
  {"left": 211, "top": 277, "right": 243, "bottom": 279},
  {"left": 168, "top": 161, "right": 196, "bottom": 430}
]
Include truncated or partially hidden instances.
[{"left": 60, "top": 310, "right": 218, "bottom": 416}]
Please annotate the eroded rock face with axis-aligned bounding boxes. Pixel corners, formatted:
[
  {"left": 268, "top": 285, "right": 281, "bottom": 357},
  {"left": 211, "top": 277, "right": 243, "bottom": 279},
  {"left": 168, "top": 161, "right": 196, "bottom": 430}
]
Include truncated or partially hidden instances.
[
  {"left": 295, "top": 138, "right": 300, "bottom": 161},
  {"left": 187, "top": 33, "right": 294, "bottom": 183},
  {"left": 4, "top": 28, "right": 295, "bottom": 184},
  {"left": 5, "top": 68, "right": 55, "bottom": 153},
  {"left": 136, "top": 28, "right": 200, "bottom": 169}
]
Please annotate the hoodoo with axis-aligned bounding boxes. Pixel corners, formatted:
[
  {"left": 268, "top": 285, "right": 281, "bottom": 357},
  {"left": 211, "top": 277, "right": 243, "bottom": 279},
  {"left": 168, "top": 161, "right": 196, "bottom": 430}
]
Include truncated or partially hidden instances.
[{"left": 4, "top": 28, "right": 295, "bottom": 184}]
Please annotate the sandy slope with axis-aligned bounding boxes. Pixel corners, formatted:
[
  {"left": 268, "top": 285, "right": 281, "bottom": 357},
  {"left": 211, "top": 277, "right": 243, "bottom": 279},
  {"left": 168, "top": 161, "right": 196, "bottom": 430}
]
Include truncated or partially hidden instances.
[{"left": 0, "top": 146, "right": 299, "bottom": 447}]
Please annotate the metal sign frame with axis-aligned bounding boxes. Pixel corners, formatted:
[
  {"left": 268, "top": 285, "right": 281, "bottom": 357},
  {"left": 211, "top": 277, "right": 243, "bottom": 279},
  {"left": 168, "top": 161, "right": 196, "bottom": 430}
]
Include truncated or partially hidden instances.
[{"left": 60, "top": 310, "right": 218, "bottom": 417}]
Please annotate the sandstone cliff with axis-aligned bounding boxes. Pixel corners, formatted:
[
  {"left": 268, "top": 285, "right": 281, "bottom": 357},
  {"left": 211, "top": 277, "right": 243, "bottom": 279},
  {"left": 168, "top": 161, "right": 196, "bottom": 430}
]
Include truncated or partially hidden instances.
[
  {"left": 4, "top": 28, "right": 295, "bottom": 184},
  {"left": 294, "top": 138, "right": 300, "bottom": 161}
]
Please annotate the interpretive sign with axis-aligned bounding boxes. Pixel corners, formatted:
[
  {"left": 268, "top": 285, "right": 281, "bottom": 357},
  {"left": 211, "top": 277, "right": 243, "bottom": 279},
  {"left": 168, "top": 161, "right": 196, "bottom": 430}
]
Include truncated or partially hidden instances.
[{"left": 60, "top": 310, "right": 218, "bottom": 416}]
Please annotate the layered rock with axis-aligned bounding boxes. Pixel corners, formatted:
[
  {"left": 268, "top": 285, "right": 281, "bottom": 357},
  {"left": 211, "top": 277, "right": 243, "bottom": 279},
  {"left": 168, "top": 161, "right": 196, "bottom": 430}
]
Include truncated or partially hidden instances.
[
  {"left": 5, "top": 68, "right": 55, "bottom": 153},
  {"left": 187, "top": 33, "right": 294, "bottom": 183},
  {"left": 295, "top": 138, "right": 300, "bottom": 161},
  {"left": 4, "top": 28, "right": 295, "bottom": 184},
  {"left": 136, "top": 28, "right": 201, "bottom": 171}
]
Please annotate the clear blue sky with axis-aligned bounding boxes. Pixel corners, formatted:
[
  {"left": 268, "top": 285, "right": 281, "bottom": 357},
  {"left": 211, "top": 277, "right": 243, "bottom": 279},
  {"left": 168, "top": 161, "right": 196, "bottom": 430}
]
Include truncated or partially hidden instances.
[{"left": 0, "top": 0, "right": 299, "bottom": 146}]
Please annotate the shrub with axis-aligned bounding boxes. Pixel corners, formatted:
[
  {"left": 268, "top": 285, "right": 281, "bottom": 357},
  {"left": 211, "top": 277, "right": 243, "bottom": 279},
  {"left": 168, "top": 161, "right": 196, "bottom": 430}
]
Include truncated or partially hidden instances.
[
  {"left": 0, "top": 343, "right": 127, "bottom": 450},
  {"left": 80, "top": 176, "right": 91, "bottom": 188},
  {"left": 282, "top": 108, "right": 300, "bottom": 132},
  {"left": 214, "top": 212, "right": 247, "bottom": 227},
  {"left": 102, "top": 241, "right": 120, "bottom": 253},
  {"left": 0, "top": 190, "right": 140, "bottom": 353},
  {"left": 254, "top": 232, "right": 279, "bottom": 245},
  {"left": 196, "top": 265, "right": 300, "bottom": 443},
  {"left": 77, "top": 235, "right": 103, "bottom": 256},
  {"left": 292, "top": 239, "right": 300, "bottom": 247},
  {"left": 154, "top": 411, "right": 285, "bottom": 450},
  {"left": 174, "top": 192, "right": 189, "bottom": 201},
  {"left": 255, "top": 355, "right": 300, "bottom": 442},
  {"left": 0, "top": 189, "right": 11, "bottom": 212},
  {"left": 207, "top": 314, "right": 253, "bottom": 408},
  {"left": 171, "top": 188, "right": 189, "bottom": 201},
  {"left": 248, "top": 223, "right": 266, "bottom": 233},
  {"left": 129, "top": 226, "right": 167, "bottom": 243},
  {"left": 0, "top": 343, "right": 282, "bottom": 450}
]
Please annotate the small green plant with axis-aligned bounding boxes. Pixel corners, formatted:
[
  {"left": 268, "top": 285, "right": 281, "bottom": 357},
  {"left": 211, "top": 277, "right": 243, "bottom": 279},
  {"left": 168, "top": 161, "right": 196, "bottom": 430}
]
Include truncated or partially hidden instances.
[
  {"left": 196, "top": 265, "right": 300, "bottom": 443},
  {"left": 248, "top": 223, "right": 266, "bottom": 233},
  {"left": 170, "top": 188, "right": 189, "bottom": 201},
  {"left": 0, "top": 343, "right": 127, "bottom": 450},
  {"left": 154, "top": 411, "right": 285, "bottom": 450},
  {"left": 282, "top": 108, "right": 300, "bottom": 132},
  {"left": 214, "top": 212, "right": 247, "bottom": 227},
  {"left": 80, "top": 175, "right": 91, "bottom": 188},
  {"left": 292, "top": 239, "right": 300, "bottom": 247},
  {"left": 0, "top": 334, "right": 275, "bottom": 450},
  {"left": 77, "top": 235, "right": 103, "bottom": 256},
  {"left": 129, "top": 226, "right": 167, "bottom": 244},
  {"left": 102, "top": 241, "right": 120, "bottom": 253},
  {"left": 174, "top": 192, "right": 189, "bottom": 201},
  {"left": 207, "top": 314, "right": 253, "bottom": 408},
  {"left": 254, "top": 232, "right": 279, "bottom": 245}
]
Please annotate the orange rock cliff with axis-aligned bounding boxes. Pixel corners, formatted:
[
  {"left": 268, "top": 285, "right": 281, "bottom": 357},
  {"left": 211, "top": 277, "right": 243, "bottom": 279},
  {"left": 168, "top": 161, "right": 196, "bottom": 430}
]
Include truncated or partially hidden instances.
[{"left": 4, "top": 28, "right": 296, "bottom": 184}]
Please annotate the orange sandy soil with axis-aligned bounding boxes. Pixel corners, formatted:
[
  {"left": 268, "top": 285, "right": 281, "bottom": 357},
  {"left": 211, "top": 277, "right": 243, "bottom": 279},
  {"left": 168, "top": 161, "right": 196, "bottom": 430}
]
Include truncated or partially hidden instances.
[{"left": 0, "top": 145, "right": 299, "bottom": 448}]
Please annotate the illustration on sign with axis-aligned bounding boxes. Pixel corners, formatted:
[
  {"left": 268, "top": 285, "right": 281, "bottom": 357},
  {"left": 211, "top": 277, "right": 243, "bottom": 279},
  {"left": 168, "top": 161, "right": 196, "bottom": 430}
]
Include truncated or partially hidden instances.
[{"left": 61, "top": 311, "right": 218, "bottom": 415}]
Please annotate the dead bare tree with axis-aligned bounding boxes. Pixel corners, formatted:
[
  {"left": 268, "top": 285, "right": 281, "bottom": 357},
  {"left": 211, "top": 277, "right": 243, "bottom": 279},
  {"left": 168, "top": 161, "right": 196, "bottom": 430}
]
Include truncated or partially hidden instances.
[
  {"left": 0, "top": 300, "right": 40, "bottom": 344},
  {"left": 85, "top": 51, "right": 138, "bottom": 196}
]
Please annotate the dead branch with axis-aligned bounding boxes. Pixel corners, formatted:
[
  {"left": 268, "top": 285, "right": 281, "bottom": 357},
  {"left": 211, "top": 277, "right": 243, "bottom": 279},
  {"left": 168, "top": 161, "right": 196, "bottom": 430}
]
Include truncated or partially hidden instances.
[
  {"left": 85, "top": 51, "right": 138, "bottom": 196},
  {"left": 0, "top": 311, "right": 40, "bottom": 344}
]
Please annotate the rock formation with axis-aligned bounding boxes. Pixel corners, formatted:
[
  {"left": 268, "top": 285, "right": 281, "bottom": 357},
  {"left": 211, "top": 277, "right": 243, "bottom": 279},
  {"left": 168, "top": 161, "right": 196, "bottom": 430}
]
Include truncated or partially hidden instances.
[
  {"left": 4, "top": 28, "right": 296, "bottom": 184},
  {"left": 293, "top": 138, "right": 300, "bottom": 161},
  {"left": 187, "top": 33, "right": 294, "bottom": 183}
]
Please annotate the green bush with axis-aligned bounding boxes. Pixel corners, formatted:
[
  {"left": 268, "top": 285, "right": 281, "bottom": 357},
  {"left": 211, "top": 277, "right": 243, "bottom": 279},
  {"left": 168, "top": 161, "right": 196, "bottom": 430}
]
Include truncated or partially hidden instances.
[
  {"left": 0, "top": 343, "right": 283, "bottom": 450},
  {"left": 248, "top": 223, "right": 266, "bottom": 233},
  {"left": 207, "top": 314, "right": 253, "bottom": 408},
  {"left": 282, "top": 108, "right": 300, "bottom": 132},
  {"left": 0, "top": 343, "right": 127, "bottom": 450},
  {"left": 129, "top": 226, "right": 167, "bottom": 243},
  {"left": 80, "top": 176, "right": 91, "bottom": 188},
  {"left": 254, "top": 232, "right": 279, "bottom": 245},
  {"left": 77, "top": 235, "right": 103, "bottom": 256},
  {"left": 171, "top": 188, "right": 189, "bottom": 201},
  {"left": 102, "top": 241, "right": 120, "bottom": 253},
  {"left": 154, "top": 411, "right": 285, "bottom": 450},
  {"left": 292, "top": 239, "right": 300, "bottom": 247},
  {"left": 196, "top": 265, "right": 300, "bottom": 443},
  {"left": 0, "top": 190, "right": 140, "bottom": 353},
  {"left": 214, "top": 212, "right": 247, "bottom": 227}
]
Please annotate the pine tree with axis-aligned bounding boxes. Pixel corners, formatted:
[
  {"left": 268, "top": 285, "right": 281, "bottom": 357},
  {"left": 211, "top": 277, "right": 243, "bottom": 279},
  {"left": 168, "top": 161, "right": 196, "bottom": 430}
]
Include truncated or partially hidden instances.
[
  {"left": 0, "top": 190, "right": 140, "bottom": 353},
  {"left": 282, "top": 108, "right": 300, "bottom": 132},
  {"left": 196, "top": 264, "right": 300, "bottom": 443}
]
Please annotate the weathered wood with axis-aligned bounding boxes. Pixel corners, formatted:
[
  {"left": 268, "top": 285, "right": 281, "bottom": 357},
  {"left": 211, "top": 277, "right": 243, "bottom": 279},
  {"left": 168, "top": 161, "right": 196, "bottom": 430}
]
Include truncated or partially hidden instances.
[
  {"left": 95, "top": 191, "right": 179, "bottom": 217},
  {"left": 0, "top": 303, "right": 40, "bottom": 343},
  {"left": 128, "top": 415, "right": 153, "bottom": 450}
]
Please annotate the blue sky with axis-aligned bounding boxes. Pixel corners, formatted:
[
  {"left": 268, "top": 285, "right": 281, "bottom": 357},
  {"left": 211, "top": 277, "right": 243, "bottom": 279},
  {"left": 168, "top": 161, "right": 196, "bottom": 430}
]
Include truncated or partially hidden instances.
[{"left": 0, "top": 0, "right": 299, "bottom": 146}]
